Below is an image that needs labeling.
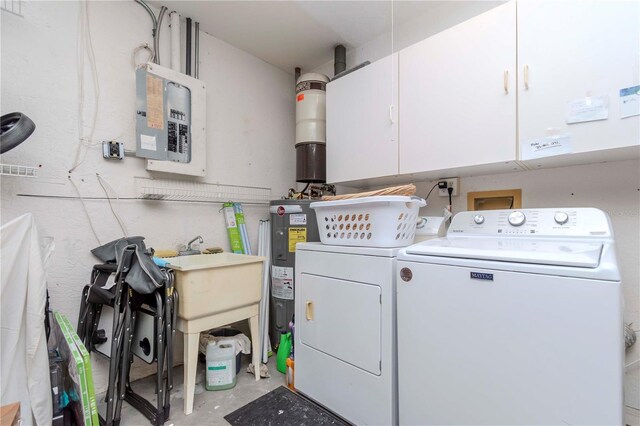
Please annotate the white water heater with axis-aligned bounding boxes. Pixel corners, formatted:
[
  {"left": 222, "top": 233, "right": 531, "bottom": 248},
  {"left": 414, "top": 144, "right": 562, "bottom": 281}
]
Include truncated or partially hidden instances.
[{"left": 295, "top": 73, "right": 329, "bottom": 183}]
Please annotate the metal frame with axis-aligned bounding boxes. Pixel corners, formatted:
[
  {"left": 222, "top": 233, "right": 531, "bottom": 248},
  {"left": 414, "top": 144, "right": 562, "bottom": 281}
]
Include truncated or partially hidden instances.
[{"left": 140, "top": 62, "right": 207, "bottom": 177}]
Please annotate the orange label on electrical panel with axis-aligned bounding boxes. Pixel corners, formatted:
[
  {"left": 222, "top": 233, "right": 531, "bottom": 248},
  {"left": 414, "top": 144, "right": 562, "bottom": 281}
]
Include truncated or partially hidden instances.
[
  {"left": 297, "top": 94, "right": 304, "bottom": 102},
  {"left": 146, "top": 75, "right": 164, "bottom": 130}
]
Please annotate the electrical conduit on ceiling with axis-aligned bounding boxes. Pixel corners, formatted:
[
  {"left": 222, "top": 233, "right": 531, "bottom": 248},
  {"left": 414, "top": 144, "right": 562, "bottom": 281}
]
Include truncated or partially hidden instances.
[{"left": 134, "top": 0, "right": 166, "bottom": 65}]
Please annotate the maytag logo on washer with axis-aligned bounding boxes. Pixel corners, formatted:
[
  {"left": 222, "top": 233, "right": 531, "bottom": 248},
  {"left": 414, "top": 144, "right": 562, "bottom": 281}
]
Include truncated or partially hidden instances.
[
  {"left": 470, "top": 272, "right": 494, "bottom": 281},
  {"left": 400, "top": 267, "right": 413, "bottom": 282}
]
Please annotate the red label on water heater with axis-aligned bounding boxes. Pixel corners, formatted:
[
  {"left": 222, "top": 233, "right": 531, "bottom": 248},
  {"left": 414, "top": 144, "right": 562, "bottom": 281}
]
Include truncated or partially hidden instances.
[
  {"left": 277, "top": 206, "right": 286, "bottom": 216},
  {"left": 297, "top": 94, "right": 304, "bottom": 102}
]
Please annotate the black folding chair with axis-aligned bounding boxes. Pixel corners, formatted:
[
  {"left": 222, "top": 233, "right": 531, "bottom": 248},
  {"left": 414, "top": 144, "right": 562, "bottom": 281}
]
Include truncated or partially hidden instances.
[{"left": 77, "top": 245, "right": 178, "bottom": 426}]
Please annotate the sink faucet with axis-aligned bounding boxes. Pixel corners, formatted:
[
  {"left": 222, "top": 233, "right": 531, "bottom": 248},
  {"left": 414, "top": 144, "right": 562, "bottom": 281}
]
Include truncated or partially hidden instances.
[
  {"left": 179, "top": 235, "right": 203, "bottom": 256},
  {"left": 187, "top": 235, "right": 203, "bottom": 250}
]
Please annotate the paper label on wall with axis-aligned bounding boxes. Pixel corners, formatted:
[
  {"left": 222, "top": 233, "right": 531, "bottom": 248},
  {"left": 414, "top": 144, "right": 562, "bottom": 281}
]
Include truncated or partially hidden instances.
[
  {"left": 140, "top": 134, "right": 157, "bottom": 151},
  {"left": 520, "top": 134, "right": 572, "bottom": 161},
  {"left": 271, "top": 266, "right": 294, "bottom": 300},
  {"left": 620, "top": 85, "right": 640, "bottom": 119},
  {"left": 288, "top": 227, "right": 306, "bottom": 252},
  {"left": 146, "top": 75, "right": 164, "bottom": 130},
  {"left": 289, "top": 214, "right": 307, "bottom": 225},
  {"left": 565, "top": 95, "right": 609, "bottom": 124}
]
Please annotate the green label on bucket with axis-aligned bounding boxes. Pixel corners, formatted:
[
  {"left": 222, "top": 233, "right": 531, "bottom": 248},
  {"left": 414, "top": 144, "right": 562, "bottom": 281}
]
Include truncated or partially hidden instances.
[{"left": 208, "top": 366, "right": 227, "bottom": 370}]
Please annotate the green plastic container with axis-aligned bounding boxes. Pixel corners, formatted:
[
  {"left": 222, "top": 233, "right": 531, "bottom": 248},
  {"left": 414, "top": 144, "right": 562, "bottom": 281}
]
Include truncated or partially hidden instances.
[
  {"left": 206, "top": 340, "right": 237, "bottom": 391},
  {"left": 276, "top": 332, "right": 292, "bottom": 374}
]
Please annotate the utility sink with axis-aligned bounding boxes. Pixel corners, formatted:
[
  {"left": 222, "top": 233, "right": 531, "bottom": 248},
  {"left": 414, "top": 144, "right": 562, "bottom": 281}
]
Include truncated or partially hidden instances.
[
  {"left": 165, "top": 253, "right": 265, "bottom": 321},
  {"left": 166, "top": 252, "right": 266, "bottom": 415}
]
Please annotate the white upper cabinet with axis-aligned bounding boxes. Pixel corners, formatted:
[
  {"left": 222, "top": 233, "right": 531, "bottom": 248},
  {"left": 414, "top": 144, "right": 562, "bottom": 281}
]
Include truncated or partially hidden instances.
[
  {"left": 518, "top": 0, "right": 640, "bottom": 168},
  {"left": 326, "top": 54, "right": 399, "bottom": 184},
  {"left": 399, "top": 1, "right": 518, "bottom": 176}
]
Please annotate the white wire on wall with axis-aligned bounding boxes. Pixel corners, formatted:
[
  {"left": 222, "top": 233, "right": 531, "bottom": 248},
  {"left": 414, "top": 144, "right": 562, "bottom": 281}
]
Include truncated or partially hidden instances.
[
  {"left": 132, "top": 43, "right": 154, "bottom": 68},
  {"left": 96, "top": 173, "right": 129, "bottom": 237},
  {"left": 68, "top": 177, "right": 102, "bottom": 245},
  {"left": 70, "top": 0, "right": 101, "bottom": 174}
]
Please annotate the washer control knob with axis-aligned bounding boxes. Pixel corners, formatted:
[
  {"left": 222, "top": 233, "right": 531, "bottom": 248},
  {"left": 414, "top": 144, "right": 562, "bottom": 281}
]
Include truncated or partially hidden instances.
[
  {"left": 508, "top": 211, "right": 526, "bottom": 227},
  {"left": 473, "top": 214, "right": 485, "bottom": 224},
  {"left": 554, "top": 212, "right": 569, "bottom": 225}
]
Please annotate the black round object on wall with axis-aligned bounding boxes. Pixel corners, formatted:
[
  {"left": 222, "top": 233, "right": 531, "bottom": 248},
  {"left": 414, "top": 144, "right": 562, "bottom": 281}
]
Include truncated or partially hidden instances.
[{"left": 1, "top": 112, "right": 36, "bottom": 154}]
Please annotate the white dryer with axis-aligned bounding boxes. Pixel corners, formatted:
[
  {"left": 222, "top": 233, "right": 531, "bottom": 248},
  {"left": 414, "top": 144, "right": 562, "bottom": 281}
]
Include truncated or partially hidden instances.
[
  {"left": 295, "top": 242, "right": 399, "bottom": 425},
  {"left": 397, "top": 208, "right": 623, "bottom": 425}
]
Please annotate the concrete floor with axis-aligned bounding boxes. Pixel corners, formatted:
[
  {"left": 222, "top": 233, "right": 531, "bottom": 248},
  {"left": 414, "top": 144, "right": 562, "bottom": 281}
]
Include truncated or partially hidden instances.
[{"left": 98, "top": 356, "right": 284, "bottom": 425}]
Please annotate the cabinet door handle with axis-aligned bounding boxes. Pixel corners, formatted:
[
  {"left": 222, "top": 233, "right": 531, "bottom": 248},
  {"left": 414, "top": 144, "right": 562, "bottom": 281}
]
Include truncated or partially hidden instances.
[
  {"left": 389, "top": 104, "right": 395, "bottom": 123},
  {"left": 503, "top": 70, "right": 509, "bottom": 94},
  {"left": 305, "top": 300, "right": 313, "bottom": 320},
  {"left": 524, "top": 65, "right": 529, "bottom": 90}
]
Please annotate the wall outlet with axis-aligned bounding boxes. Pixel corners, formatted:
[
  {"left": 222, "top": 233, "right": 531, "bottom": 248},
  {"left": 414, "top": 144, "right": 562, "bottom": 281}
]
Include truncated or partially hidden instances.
[
  {"left": 438, "top": 177, "right": 459, "bottom": 197},
  {"left": 103, "top": 141, "right": 124, "bottom": 160}
]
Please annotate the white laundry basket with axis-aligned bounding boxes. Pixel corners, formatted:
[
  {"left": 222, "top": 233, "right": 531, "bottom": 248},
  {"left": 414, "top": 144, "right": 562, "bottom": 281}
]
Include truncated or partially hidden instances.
[{"left": 310, "top": 196, "right": 427, "bottom": 247}]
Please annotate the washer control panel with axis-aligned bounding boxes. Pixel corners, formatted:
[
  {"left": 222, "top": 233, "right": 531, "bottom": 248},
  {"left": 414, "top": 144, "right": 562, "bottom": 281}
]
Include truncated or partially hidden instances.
[
  {"left": 448, "top": 208, "right": 612, "bottom": 238},
  {"left": 554, "top": 212, "right": 569, "bottom": 225},
  {"left": 508, "top": 211, "right": 526, "bottom": 227}
]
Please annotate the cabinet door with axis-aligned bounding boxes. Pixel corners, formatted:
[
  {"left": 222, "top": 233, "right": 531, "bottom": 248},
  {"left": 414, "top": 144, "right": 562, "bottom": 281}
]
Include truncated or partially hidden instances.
[
  {"left": 518, "top": 0, "right": 640, "bottom": 168},
  {"left": 399, "top": 1, "right": 517, "bottom": 175},
  {"left": 326, "top": 54, "right": 398, "bottom": 184}
]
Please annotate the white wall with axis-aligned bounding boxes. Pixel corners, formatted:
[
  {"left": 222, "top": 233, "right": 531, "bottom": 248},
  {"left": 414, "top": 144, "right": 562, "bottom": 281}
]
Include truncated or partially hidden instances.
[
  {"left": 313, "top": 2, "right": 640, "bottom": 416},
  {"left": 1, "top": 1, "right": 296, "bottom": 392}
]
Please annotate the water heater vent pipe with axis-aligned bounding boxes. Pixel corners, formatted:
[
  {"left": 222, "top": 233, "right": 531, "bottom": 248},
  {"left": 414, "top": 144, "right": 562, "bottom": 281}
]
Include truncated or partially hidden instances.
[{"left": 334, "top": 44, "right": 346, "bottom": 76}]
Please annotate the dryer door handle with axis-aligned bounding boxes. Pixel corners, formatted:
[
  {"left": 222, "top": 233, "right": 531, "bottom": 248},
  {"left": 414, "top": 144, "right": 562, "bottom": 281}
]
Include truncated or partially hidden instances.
[{"left": 305, "top": 300, "right": 314, "bottom": 321}]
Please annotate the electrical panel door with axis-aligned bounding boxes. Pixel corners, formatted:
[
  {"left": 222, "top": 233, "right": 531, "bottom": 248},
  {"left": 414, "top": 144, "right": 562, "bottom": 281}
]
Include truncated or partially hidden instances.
[
  {"left": 134, "top": 63, "right": 206, "bottom": 177},
  {"left": 136, "top": 69, "right": 191, "bottom": 163}
]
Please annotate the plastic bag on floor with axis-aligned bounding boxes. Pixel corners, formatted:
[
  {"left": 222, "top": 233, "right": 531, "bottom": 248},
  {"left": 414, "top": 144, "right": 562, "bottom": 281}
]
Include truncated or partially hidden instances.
[{"left": 247, "top": 363, "right": 270, "bottom": 378}]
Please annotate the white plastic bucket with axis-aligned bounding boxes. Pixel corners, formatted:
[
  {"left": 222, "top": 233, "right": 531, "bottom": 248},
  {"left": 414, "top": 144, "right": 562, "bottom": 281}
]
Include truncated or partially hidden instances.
[{"left": 205, "top": 339, "right": 237, "bottom": 391}]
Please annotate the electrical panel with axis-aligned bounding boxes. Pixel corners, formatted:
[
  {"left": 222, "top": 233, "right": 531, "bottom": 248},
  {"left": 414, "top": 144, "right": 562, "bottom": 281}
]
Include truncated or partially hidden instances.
[{"left": 135, "top": 63, "right": 206, "bottom": 177}]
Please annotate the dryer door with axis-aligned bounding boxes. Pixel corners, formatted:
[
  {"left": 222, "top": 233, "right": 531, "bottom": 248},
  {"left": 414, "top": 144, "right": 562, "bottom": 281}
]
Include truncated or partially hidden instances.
[{"left": 298, "top": 274, "right": 381, "bottom": 375}]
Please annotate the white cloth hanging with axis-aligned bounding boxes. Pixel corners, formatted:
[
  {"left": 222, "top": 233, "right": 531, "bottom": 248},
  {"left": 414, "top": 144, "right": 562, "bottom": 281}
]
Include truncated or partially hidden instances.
[{"left": 1, "top": 213, "right": 52, "bottom": 426}]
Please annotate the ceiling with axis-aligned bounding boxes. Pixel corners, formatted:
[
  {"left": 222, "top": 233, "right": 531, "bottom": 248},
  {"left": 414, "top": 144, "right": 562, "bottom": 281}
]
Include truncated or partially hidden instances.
[{"left": 150, "top": 1, "right": 446, "bottom": 74}]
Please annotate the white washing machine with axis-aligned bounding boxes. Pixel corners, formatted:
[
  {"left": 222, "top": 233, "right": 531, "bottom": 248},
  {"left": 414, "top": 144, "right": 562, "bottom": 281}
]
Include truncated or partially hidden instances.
[
  {"left": 295, "top": 242, "right": 399, "bottom": 425},
  {"left": 397, "top": 208, "right": 623, "bottom": 425}
]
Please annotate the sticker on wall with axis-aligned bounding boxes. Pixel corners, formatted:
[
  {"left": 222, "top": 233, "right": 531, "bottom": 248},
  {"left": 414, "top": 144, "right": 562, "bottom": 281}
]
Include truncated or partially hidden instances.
[
  {"left": 288, "top": 227, "right": 306, "bottom": 252},
  {"left": 565, "top": 95, "right": 609, "bottom": 124},
  {"left": 271, "top": 266, "right": 294, "bottom": 300},
  {"left": 520, "top": 134, "right": 572, "bottom": 161},
  {"left": 140, "top": 134, "right": 157, "bottom": 151},
  {"left": 620, "top": 85, "right": 640, "bottom": 119}
]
